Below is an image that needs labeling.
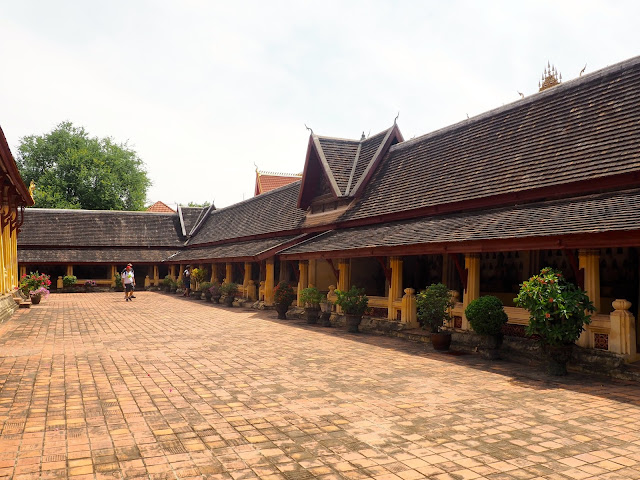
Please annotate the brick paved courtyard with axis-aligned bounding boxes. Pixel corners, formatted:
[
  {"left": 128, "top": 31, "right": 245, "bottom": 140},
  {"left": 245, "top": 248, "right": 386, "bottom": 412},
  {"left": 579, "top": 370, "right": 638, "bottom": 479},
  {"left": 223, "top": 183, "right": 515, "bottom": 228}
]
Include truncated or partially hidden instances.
[{"left": 1, "top": 293, "right": 640, "bottom": 480}]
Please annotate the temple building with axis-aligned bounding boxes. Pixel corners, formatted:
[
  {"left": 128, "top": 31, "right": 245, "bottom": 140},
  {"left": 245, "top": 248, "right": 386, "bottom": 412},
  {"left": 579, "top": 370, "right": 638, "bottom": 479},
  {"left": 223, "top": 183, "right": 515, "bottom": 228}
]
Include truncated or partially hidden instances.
[
  {"left": 0, "top": 125, "right": 35, "bottom": 322},
  {"left": 17, "top": 56, "right": 640, "bottom": 364},
  {"left": 254, "top": 169, "right": 301, "bottom": 196}
]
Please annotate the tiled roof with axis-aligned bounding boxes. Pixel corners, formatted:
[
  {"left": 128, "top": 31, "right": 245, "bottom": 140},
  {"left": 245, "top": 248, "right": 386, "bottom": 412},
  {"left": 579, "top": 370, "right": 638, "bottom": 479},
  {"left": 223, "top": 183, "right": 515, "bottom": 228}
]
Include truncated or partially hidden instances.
[
  {"left": 280, "top": 189, "right": 640, "bottom": 256},
  {"left": 168, "top": 235, "right": 303, "bottom": 262},
  {"left": 178, "top": 205, "right": 212, "bottom": 237},
  {"left": 0, "top": 124, "right": 34, "bottom": 207},
  {"left": 19, "top": 248, "right": 179, "bottom": 264},
  {"left": 187, "top": 182, "right": 306, "bottom": 246},
  {"left": 18, "top": 208, "right": 184, "bottom": 247},
  {"left": 147, "top": 201, "right": 175, "bottom": 213},
  {"left": 313, "top": 127, "right": 396, "bottom": 197},
  {"left": 255, "top": 172, "right": 301, "bottom": 195},
  {"left": 339, "top": 56, "right": 640, "bottom": 223}
]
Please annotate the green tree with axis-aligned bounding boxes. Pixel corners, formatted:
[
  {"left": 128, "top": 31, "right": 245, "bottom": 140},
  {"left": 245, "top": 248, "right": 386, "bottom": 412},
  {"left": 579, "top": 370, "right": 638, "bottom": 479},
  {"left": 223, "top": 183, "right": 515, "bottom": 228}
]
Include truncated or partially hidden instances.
[
  {"left": 186, "top": 201, "right": 211, "bottom": 208},
  {"left": 16, "top": 121, "right": 151, "bottom": 210}
]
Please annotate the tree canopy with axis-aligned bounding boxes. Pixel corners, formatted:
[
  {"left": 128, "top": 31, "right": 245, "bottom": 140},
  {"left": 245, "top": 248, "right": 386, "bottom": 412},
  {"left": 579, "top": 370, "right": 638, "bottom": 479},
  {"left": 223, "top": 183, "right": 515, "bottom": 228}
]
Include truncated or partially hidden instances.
[{"left": 16, "top": 121, "right": 151, "bottom": 210}]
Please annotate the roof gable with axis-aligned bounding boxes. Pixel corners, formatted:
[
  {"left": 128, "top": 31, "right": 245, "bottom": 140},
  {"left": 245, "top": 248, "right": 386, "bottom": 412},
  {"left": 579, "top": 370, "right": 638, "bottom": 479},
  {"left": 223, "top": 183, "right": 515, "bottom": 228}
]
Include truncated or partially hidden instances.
[
  {"left": 255, "top": 171, "right": 302, "bottom": 196},
  {"left": 297, "top": 125, "right": 402, "bottom": 209}
]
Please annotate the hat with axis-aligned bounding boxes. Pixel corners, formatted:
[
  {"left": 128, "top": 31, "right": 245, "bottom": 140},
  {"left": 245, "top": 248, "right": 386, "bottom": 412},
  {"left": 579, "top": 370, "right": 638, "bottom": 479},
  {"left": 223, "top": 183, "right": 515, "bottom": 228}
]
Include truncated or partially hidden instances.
[{"left": 127, "top": 263, "right": 133, "bottom": 267}]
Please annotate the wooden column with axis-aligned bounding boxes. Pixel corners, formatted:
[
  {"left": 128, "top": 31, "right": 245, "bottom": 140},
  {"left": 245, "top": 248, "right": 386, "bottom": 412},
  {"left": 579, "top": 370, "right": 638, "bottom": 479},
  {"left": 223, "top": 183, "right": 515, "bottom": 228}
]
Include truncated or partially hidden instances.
[
  {"left": 388, "top": 257, "right": 403, "bottom": 320},
  {"left": 308, "top": 259, "right": 317, "bottom": 288},
  {"left": 297, "top": 261, "right": 309, "bottom": 307},
  {"left": 153, "top": 265, "right": 159, "bottom": 286},
  {"left": 111, "top": 265, "right": 117, "bottom": 286},
  {"left": 19, "top": 265, "right": 26, "bottom": 278},
  {"left": 66, "top": 265, "right": 74, "bottom": 277},
  {"left": 578, "top": 249, "right": 601, "bottom": 348},
  {"left": 225, "top": 262, "right": 233, "bottom": 284},
  {"left": 337, "top": 259, "right": 350, "bottom": 292},
  {"left": 243, "top": 262, "right": 252, "bottom": 298},
  {"left": 178, "top": 264, "right": 184, "bottom": 281},
  {"left": 264, "top": 258, "right": 275, "bottom": 306},
  {"left": 462, "top": 253, "right": 481, "bottom": 331},
  {"left": 169, "top": 265, "right": 176, "bottom": 281},
  {"left": 210, "top": 264, "right": 218, "bottom": 283}
]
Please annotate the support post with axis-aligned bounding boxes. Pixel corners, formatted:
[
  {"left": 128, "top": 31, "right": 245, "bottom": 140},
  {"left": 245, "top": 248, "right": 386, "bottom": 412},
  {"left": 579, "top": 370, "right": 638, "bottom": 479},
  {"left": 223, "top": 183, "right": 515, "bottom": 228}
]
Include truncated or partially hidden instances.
[
  {"left": 153, "top": 265, "right": 159, "bottom": 287},
  {"left": 111, "top": 265, "right": 117, "bottom": 287},
  {"left": 66, "top": 265, "right": 73, "bottom": 277},
  {"left": 244, "top": 262, "right": 252, "bottom": 298},
  {"left": 297, "top": 261, "right": 309, "bottom": 307},
  {"left": 210, "top": 264, "right": 218, "bottom": 283},
  {"left": 264, "top": 258, "right": 275, "bottom": 306},
  {"left": 308, "top": 259, "right": 317, "bottom": 288},
  {"left": 225, "top": 262, "right": 233, "bottom": 284},
  {"left": 462, "top": 253, "right": 480, "bottom": 331},
  {"left": 178, "top": 264, "right": 184, "bottom": 281},
  {"left": 578, "top": 249, "right": 600, "bottom": 348},
  {"left": 401, "top": 288, "right": 418, "bottom": 328},
  {"left": 609, "top": 299, "right": 637, "bottom": 359},
  {"left": 170, "top": 265, "right": 176, "bottom": 281},
  {"left": 388, "top": 256, "right": 403, "bottom": 320}
]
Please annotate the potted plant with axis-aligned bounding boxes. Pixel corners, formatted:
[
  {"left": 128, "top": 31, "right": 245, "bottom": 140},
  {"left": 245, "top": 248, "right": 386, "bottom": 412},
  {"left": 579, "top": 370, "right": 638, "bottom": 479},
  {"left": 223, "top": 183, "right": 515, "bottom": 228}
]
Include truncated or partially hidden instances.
[
  {"left": 417, "top": 283, "right": 455, "bottom": 351},
  {"left": 84, "top": 280, "right": 97, "bottom": 292},
  {"left": 300, "top": 287, "right": 323, "bottom": 324},
  {"left": 200, "top": 281, "right": 213, "bottom": 301},
  {"left": 208, "top": 283, "right": 222, "bottom": 303},
  {"left": 62, "top": 275, "right": 78, "bottom": 292},
  {"left": 191, "top": 267, "right": 206, "bottom": 291},
  {"left": 113, "top": 274, "right": 124, "bottom": 292},
  {"left": 465, "top": 295, "right": 508, "bottom": 359},
  {"left": 19, "top": 271, "right": 52, "bottom": 298},
  {"left": 334, "top": 286, "right": 368, "bottom": 333},
  {"left": 515, "top": 267, "right": 594, "bottom": 375},
  {"left": 220, "top": 282, "right": 239, "bottom": 307},
  {"left": 273, "top": 281, "right": 296, "bottom": 319},
  {"left": 162, "top": 275, "right": 173, "bottom": 292},
  {"left": 29, "top": 286, "right": 50, "bottom": 305},
  {"left": 169, "top": 279, "right": 177, "bottom": 293}
]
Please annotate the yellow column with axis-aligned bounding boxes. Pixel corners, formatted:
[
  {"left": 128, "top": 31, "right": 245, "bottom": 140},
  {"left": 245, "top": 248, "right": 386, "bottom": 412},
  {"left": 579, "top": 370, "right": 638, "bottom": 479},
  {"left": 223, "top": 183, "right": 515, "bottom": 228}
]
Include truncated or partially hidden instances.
[
  {"left": 578, "top": 249, "right": 600, "bottom": 348},
  {"left": 153, "top": 265, "right": 159, "bottom": 286},
  {"left": 210, "top": 264, "right": 218, "bottom": 283},
  {"left": 0, "top": 218, "right": 5, "bottom": 294},
  {"left": 243, "top": 262, "right": 252, "bottom": 298},
  {"left": 19, "top": 265, "right": 26, "bottom": 278},
  {"left": 264, "top": 258, "right": 275, "bottom": 306},
  {"left": 225, "top": 262, "right": 233, "bottom": 284},
  {"left": 609, "top": 299, "right": 638, "bottom": 359},
  {"left": 66, "top": 265, "right": 74, "bottom": 277},
  {"left": 297, "top": 261, "right": 309, "bottom": 307},
  {"left": 111, "top": 265, "right": 117, "bottom": 287},
  {"left": 401, "top": 288, "right": 418, "bottom": 328},
  {"left": 170, "top": 265, "right": 176, "bottom": 281},
  {"left": 337, "top": 259, "right": 350, "bottom": 292},
  {"left": 178, "top": 264, "right": 184, "bottom": 281},
  {"left": 308, "top": 259, "right": 317, "bottom": 288},
  {"left": 462, "top": 253, "right": 481, "bottom": 331},
  {"left": 388, "top": 257, "right": 403, "bottom": 320}
]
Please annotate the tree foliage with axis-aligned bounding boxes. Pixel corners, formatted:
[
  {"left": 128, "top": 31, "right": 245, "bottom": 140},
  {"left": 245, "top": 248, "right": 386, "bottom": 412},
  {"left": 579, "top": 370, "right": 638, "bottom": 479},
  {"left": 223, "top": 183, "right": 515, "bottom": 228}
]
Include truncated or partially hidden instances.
[{"left": 16, "top": 121, "right": 151, "bottom": 210}]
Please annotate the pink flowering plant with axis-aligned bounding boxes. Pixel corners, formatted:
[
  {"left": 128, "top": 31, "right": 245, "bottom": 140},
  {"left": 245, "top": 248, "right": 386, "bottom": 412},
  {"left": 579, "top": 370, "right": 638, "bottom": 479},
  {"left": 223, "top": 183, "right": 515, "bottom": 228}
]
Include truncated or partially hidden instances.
[
  {"left": 19, "top": 271, "right": 51, "bottom": 296},
  {"left": 514, "top": 267, "right": 594, "bottom": 346},
  {"left": 29, "top": 286, "right": 50, "bottom": 299}
]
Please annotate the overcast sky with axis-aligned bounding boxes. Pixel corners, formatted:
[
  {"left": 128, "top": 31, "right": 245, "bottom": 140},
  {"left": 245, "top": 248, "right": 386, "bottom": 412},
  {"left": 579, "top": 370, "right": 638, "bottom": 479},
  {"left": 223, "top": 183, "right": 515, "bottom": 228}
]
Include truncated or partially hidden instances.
[{"left": 1, "top": 1, "right": 639, "bottom": 209}]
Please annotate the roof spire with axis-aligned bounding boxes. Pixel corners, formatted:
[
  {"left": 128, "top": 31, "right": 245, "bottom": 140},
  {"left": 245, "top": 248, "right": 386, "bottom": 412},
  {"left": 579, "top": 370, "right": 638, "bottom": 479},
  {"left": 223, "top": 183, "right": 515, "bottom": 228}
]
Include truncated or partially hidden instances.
[
  {"left": 539, "top": 61, "right": 562, "bottom": 91},
  {"left": 361, "top": 131, "right": 366, "bottom": 141}
]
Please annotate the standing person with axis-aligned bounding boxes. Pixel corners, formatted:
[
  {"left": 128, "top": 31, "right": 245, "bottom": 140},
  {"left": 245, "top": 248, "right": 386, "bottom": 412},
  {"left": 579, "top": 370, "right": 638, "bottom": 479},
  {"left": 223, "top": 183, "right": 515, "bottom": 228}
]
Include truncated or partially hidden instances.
[
  {"left": 183, "top": 265, "right": 191, "bottom": 297},
  {"left": 122, "top": 263, "right": 136, "bottom": 301}
]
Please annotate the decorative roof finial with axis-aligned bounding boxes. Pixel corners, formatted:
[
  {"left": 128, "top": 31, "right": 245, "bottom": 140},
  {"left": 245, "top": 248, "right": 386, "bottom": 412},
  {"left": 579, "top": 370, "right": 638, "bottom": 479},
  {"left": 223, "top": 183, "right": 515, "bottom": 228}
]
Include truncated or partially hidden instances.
[
  {"left": 394, "top": 112, "right": 400, "bottom": 124},
  {"left": 580, "top": 63, "right": 587, "bottom": 76},
  {"left": 360, "top": 131, "right": 366, "bottom": 141},
  {"left": 539, "top": 61, "right": 562, "bottom": 92},
  {"left": 304, "top": 123, "right": 313, "bottom": 134}
]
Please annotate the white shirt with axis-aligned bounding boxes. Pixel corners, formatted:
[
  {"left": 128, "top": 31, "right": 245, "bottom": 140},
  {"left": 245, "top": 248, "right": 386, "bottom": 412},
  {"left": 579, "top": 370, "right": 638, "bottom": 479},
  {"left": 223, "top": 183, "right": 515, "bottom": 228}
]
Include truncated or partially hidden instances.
[{"left": 122, "top": 270, "right": 135, "bottom": 285}]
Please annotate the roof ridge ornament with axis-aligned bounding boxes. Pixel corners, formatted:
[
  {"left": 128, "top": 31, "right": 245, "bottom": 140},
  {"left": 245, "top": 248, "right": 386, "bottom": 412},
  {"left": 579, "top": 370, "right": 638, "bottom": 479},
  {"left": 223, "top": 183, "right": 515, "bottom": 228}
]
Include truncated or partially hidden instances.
[
  {"left": 304, "top": 123, "right": 313, "bottom": 135},
  {"left": 539, "top": 61, "right": 562, "bottom": 91}
]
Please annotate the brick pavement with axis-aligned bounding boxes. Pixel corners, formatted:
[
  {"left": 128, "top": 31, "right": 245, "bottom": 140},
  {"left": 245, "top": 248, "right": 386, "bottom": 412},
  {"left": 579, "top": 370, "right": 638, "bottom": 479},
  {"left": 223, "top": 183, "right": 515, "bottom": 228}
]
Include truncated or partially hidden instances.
[{"left": 1, "top": 292, "right": 639, "bottom": 480}]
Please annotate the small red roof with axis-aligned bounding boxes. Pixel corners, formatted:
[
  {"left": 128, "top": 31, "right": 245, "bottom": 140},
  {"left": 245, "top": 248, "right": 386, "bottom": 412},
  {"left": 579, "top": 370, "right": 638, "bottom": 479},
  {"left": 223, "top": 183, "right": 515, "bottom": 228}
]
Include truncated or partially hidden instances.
[
  {"left": 147, "top": 201, "right": 175, "bottom": 213},
  {"left": 255, "top": 171, "right": 301, "bottom": 196}
]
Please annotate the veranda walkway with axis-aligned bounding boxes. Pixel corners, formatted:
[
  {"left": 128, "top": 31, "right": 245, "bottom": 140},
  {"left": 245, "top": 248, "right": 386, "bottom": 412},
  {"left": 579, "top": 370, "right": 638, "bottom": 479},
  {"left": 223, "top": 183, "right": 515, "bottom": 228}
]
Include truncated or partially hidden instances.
[{"left": 1, "top": 292, "right": 639, "bottom": 480}]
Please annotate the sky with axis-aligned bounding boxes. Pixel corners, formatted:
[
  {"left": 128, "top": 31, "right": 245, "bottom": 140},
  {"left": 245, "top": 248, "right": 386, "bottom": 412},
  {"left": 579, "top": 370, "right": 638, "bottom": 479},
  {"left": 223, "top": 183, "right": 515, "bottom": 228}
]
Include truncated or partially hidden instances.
[{"left": 1, "top": 0, "right": 639, "bottom": 209}]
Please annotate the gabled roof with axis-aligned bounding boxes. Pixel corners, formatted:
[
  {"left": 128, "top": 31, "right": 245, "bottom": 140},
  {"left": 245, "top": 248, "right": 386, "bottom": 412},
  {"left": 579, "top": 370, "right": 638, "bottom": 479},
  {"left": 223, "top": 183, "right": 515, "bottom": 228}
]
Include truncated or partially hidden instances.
[
  {"left": 280, "top": 188, "right": 640, "bottom": 258},
  {"left": 338, "top": 56, "right": 640, "bottom": 225},
  {"left": 146, "top": 200, "right": 175, "bottom": 213},
  {"left": 18, "top": 208, "right": 184, "bottom": 248},
  {"left": 0, "top": 124, "right": 34, "bottom": 207},
  {"left": 187, "top": 181, "right": 306, "bottom": 246},
  {"left": 177, "top": 205, "right": 214, "bottom": 238},
  {"left": 254, "top": 170, "right": 301, "bottom": 196},
  {"left": 297, "top": 124, "right": 403, "bottom": 209}
]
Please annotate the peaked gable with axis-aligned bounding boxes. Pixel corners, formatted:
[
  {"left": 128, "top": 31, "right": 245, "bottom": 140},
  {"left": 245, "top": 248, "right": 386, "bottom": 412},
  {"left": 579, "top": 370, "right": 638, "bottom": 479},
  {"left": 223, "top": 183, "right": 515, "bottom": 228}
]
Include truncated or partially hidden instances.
[{"left": 297, "top": 125, "right": 403, "bottom": 209}]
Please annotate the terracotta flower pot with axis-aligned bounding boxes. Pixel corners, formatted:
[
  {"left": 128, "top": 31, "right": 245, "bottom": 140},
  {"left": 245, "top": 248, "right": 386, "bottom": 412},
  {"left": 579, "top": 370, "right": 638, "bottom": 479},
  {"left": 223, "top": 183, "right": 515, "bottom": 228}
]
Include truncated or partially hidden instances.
[
  {"left": 345, "top": 314, "right": 362, "bottom": 333},
  {"left": 305, "top": 307, "right": 320, "bottom": 324},
  {"left": 275, "top": 303, "right": 289, "bottom": 319},
  {"left": 430, "top": 331, "right": 452, "bottom": 351}
]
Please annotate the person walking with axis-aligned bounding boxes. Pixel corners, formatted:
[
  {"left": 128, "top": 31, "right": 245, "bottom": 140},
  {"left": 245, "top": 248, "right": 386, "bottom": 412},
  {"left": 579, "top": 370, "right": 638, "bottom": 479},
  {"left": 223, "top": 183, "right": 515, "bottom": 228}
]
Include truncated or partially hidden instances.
[
  {"left": 122, "top": 263, "right": 136, "bottom": 301},
  {"left": 183, "top": 265, "right": 191, "bottom": 297}
]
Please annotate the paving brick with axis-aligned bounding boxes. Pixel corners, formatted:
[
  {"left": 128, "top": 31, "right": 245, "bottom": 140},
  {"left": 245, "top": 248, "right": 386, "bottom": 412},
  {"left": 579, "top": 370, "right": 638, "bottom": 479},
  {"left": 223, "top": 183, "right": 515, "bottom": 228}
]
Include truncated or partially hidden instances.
[{"left": 1, "top": 292, "right": 640, "bottom": 479}]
